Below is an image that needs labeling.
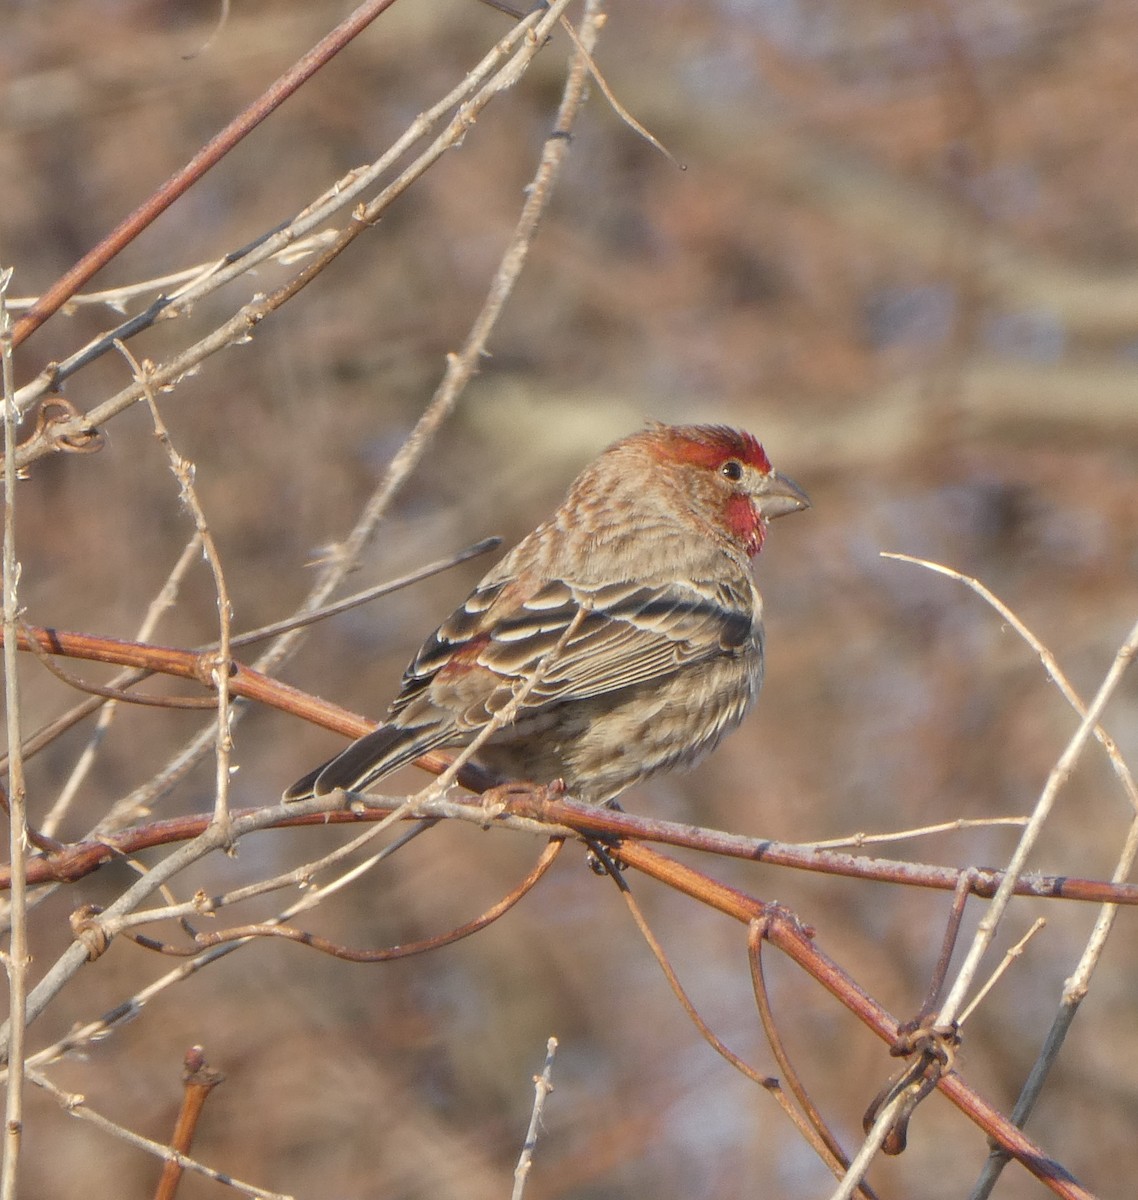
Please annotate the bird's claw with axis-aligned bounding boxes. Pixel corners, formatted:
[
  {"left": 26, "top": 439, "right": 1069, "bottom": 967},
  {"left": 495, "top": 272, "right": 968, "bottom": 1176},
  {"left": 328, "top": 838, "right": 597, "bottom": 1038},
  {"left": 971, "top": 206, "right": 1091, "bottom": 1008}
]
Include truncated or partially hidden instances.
[{"left": 584, "top": 837, "right": 625, "bottom": 877}]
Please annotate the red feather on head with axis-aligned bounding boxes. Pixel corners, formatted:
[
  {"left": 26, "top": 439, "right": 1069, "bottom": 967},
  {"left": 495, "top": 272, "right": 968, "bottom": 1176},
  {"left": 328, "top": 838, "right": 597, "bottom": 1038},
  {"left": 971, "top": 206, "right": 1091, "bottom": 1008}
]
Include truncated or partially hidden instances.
[{"left": 644, "top": 423, "right": 773, "bottom": 475}]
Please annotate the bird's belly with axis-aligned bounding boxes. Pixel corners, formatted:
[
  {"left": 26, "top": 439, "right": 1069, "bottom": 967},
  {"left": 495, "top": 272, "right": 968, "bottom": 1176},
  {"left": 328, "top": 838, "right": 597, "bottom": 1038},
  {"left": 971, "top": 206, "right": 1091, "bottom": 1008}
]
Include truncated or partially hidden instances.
[{"left": 476, "top": 654, "right": 760, "bottom": 805}]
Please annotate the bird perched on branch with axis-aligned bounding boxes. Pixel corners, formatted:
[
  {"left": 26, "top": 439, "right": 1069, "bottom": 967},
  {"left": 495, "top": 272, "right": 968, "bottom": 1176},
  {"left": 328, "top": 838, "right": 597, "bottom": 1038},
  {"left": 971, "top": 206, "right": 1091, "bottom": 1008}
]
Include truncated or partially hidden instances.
[{"left": 285, "top": 423, "right": 808, "bottom": 806}]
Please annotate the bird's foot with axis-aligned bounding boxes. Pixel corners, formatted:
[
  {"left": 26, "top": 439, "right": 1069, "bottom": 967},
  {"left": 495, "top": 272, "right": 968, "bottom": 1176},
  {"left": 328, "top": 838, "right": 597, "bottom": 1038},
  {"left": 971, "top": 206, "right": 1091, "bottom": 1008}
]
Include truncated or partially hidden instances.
[
  {"left": 584, "top": 836, "right": 625, "bottom": 877},
  {"left": 479, "top": 777, "right": 567, "bottom": 825},
  {"left": 474, "top": 777, "right": 562, "bottom": 827}
]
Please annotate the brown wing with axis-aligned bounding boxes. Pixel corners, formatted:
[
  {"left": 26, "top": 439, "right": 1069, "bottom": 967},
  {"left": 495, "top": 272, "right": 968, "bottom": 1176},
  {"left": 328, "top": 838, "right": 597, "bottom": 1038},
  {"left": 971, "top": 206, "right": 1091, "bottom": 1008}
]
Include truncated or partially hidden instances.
[
  {"left": 392, "top": 575, "right": 758, "bottom": 719},
  {"left": 285, "top": 574, "right": 758, "bottom": 800}
]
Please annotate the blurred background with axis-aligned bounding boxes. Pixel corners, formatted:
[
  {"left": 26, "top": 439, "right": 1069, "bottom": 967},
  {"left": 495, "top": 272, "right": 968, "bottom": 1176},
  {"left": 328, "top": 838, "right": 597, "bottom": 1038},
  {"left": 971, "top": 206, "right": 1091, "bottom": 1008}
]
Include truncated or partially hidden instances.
[{"left": 2, "top": 1, "right": 1137, "bottom": 1196}]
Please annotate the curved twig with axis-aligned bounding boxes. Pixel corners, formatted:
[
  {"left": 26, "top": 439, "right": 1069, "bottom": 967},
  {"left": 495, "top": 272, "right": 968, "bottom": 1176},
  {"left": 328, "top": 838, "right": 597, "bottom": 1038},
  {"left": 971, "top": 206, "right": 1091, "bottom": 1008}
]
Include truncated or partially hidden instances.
[{"left": 124, "top": 839, "right": 563, "bottom": 959}]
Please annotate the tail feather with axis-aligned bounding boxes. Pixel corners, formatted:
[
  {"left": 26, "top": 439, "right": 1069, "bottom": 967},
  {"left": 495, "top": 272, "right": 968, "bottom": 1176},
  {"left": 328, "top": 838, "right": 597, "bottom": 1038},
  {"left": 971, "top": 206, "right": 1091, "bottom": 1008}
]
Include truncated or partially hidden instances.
[
  {"left": 282, "top": 722, "right": 452, "bottom": 801},
  {"left": 282, "top": 759, "right": 329, "bottom": 802}
]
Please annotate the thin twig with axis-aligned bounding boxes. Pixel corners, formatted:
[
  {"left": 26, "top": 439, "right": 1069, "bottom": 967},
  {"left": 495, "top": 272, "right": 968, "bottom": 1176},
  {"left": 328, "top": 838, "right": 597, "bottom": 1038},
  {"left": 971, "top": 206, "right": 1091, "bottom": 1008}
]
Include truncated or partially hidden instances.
[
  {"left": 173, "top": 842, "right": 561, "bottom": 960},
  {"left": 808, "top": 815, "right": 1028, "bottom": 850},
  {"left": 745, "top": 921, "right": 873, "bottom": 1196},
  {"left": 558, "top": 14, "right": 683, "bottom": 169},
  {"left": 12, "top": 0, "right": 403, "bottom": 348},
  {"left": 0, "top": 261, "right": 29, "bottom": 1200},
  {"left": 912, "top": 871, "right": 974, "bottom": 1027},
  {"left": 829, "top": 1091, "right": 911, "bottom": 1200},
  {"left": 511, "top": 1037, "right": 558, "bottom": 1200},
  {"left": 883, "top": 554, "right": 1138, "bottom": 813},
  {"left": 4, "top": 231, "right": 336, "bottom": 315},
  {"left": 612, "top": 869, "right": 776, "bottom": 1091},
  {"left": 29, "top": 1069, "right": 286, "bottom": 1200},
  {"left": 938, "top": 615, "right": 1138, "bottom": 1024},
  {"left": 968, "top": 820, "right": 1138, "bottom": 1200},
  {"left": 601, "top": 855, "right": 863, "bottom": 1191},
  {"left": 18, "top": 621, "right": 215, "bottom": 709},
  {"left": 109, "top": 809, "right": 434, "bottom": 937},
  {"left": 882, "top": 557, "right": 1138, "bottom": 1028},
  {"left": 124, "top": 344, "right": 235, "bottom": 835},
  {"left": 42, "top": 534, "right": 202, "bottom": 838},
  {"left": 957, "top": 918, "right": 1046, "bottom": 1026},
  {"left": 221, "top": 536, "right": 500, "bottom": 649}
]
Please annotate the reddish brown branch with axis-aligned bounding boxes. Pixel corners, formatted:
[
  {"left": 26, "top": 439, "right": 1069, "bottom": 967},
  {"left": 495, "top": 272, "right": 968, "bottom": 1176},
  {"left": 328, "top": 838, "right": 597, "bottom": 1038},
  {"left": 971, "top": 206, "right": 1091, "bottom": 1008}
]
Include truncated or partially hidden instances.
[
  {"left": 153, "top": 1046, "right": 225, "bottom": 1200},
  {"left": 127, "top": 839, "right": 563, "bottom": 960},
  {"left": 12, "top": 0, "right": 402, "bottom": 348},
  {"left": 614, "top": 840, "right": 1094, "bottom": 1200},
  {"left": 8, "top": 783, "right": 1138, "bottom": 907},
  {"left": 4, "top": 622, "right": 374, "bottom": 739},
  {"left": 0, "top": 621, "right": 1134, "bottom": 912},
  {"left": 508, "top": 794, "right": 1138, "bottom": 906},
  {"left": 0, "top": 626, "right": 1099, "bottom": 1195}
]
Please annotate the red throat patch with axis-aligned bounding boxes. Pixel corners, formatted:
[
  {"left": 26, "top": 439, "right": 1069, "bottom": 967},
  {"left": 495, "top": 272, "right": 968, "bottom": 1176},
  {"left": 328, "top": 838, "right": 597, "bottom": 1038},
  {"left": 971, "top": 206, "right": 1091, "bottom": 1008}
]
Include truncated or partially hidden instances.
[{"left": 724, "top": 493, "right": 765, "bottom": 556}]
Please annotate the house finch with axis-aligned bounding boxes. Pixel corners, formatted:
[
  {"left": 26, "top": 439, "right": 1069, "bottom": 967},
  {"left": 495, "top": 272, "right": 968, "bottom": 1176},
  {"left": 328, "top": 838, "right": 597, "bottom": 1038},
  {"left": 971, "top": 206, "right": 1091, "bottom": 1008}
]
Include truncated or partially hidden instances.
[{"left": 285, "top": 423, "right": 808, "bottom": 806}]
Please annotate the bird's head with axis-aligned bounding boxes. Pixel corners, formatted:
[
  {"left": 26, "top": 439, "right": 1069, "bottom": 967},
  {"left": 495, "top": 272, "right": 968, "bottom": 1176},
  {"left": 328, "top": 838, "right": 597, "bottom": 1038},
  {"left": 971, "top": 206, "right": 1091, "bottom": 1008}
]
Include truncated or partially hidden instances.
[{"left": 641, "top": 423, "right": 810, "bottom": 556}]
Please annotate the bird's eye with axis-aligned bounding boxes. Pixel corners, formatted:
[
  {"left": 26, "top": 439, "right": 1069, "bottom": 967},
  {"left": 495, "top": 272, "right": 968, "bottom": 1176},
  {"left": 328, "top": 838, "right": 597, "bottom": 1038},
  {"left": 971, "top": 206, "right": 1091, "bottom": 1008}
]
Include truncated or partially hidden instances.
[{"left": 720, "top": 459, "right": 744, "bottom": 482}]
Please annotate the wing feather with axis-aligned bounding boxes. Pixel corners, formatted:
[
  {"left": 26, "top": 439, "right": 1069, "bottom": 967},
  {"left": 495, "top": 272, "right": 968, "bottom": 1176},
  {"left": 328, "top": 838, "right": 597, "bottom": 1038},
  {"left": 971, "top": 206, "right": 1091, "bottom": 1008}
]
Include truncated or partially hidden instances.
[
  {"left": 287, "top": 574, "right": 759, "bottom": 799},
  {"left": 390, "top": 575, "right": 758, "bottom": 719}
]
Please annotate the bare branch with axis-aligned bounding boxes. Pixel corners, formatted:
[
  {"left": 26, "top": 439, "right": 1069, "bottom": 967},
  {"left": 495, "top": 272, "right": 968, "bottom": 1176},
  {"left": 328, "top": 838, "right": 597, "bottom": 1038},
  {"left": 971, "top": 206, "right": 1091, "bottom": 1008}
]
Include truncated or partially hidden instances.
[
  {"left": 0, "top": 241, "right": 28, "bottom": 1200},
  {"left": 125, "top": 343, "right": 235, "bottom": 833},
  {"left": 29, "top": 1068, "right": 285, "bottom": 1200},
  {"left": 12, "top": 0, "right": 403, "bottom": 348},
  {"left": 511, "top": 1037, "right": 559, "bottom": 1200},
  {"left": 153, "top": 1047, "right": 226, "bottom": 1200}
]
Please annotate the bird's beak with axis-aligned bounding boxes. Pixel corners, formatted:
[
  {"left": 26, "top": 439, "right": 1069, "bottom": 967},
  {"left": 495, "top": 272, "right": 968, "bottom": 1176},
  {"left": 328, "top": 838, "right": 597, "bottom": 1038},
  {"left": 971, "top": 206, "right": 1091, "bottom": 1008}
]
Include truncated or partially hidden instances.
[{"left": 755, "top": 470, "right": 810, "bottom": 521}]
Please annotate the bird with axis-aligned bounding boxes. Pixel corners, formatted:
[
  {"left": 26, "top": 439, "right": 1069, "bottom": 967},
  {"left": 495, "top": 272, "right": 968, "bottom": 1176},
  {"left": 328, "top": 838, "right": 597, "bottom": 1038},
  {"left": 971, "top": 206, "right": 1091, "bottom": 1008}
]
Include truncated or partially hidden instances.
[{"left": 284, "top": 422, "right": 808, "bottom": 806}]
